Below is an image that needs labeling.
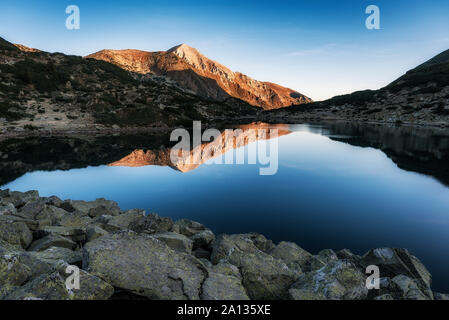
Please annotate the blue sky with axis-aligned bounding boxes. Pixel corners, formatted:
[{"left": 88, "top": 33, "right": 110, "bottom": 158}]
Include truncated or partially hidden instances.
[{"left": 1, "top": 0, "right": 449, "bottom": 100}]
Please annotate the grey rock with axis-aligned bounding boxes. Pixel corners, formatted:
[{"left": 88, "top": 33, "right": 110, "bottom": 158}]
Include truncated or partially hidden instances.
[
  {"left": 16, "top": 200, "right": 46, "bottom": 220},
  {"left": 107, "top": 209, "right": 145, "bottom": 230},
  {"left": 391, "top": 275, "right": 431, "bottom": 300},
  {"left": 34, "top": 205, "right": 68, "bottom": 227},
  {"left": 172, "top": 219, "right": 206, "bottom": 237},
  {"left": 0, "top": 217, "right": 33, "bottom": 249},
  {"left": 361, "top": 248, "right": 432, "bottom": 288},
  {"left": 201, "top": 272, "right": 249, "bottom": 300},
  {"left": 88, "top": 199, "right": 121, "bottom": 218},
  {"left": 209, "top": 261, "right": 242, "bottom": 280},
  {"left": 1, "top": 190, "right": 39, "bottom": 207},
  {"left": 153, "top": 232, "right": 193, "bottom": 253},
  {"left": 374, "top": 294, "right": 394, "bottom": 300},
  {"left": 289, "top": 260, "right": 368, "bottom": 300},
  {"left": 59, "top": 212, "right": 93, "bottom": 229},
  {"left": 0, "top": 241, "right": 52, "bottom": 279},
  {"left": 5, "top": 268, "right": 113, "bottom": 300},
  {"left": 191, "top": 229, "right": 215, "bottom": 250},
  {"left": 211, "top": 233, "right": 272, "bottom": 264},
  {"left": 28, "top": 234, "right": 76, "bottom": 252},
  {"left": 336, "top": 249, "right": 361, "bottom": 263},
  {"left": 0, "top": 214, "right": 39, "bottom": 231},
  {"left": 37, "top": 226, "right": 86, "bottom": 242},
  {"left": 434, "top": 292, "right": 449, "bottom": 300},
  {"left": 30, "top": 247, "right": 83, "bottom": 265},
  {"left": 0, "top": 203, "right": 17, "bottom": 216},
  {"left": 269, "top": 241, "right": 312, "bottom": 272},
  {"left": 86, "top": 226, "right": 109, "bottom": 242},
  {"left": 211, "top": 234, "right": 298, "bottom": 299},
  {"left": 0, "top": 253, "right": 32, "bottom": 288},
  {"left": 83, "top": 231, "right": 207, "bottom": 300},
  {"left": 307, "top": 249, "right": 339, "bottom": 272},
  {"left": 129, "top": 212, "right": 173, "bottom": 234}
]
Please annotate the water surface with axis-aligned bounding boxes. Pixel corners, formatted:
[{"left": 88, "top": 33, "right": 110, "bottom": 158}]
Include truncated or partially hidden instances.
[{"left": 2, "top": 122, "right": 449, "bottom": 291}]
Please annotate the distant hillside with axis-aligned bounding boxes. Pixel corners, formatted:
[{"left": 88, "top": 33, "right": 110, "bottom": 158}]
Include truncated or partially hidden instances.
[
  {"left": 0, "top": 36, "right": 256, "bottom": 132},
  {"left": 270, "top": 48, "right": 449, "bottom": 126},
  {"left": 86, "top": 44, "right": 312, "bottom": 110}
]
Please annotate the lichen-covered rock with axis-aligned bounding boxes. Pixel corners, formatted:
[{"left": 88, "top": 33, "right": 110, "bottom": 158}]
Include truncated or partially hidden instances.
[
  {"left": 86, "top": 225, "right": 109, "bottom": 242},
  {"left": 106, "top": 209, "right": 145, "bottom": 230},
  {"left": 201, "top": 273, "right": 249, "bottom": 300},
  {"left": 191, "top": 229, "right": 215, "bottom": 250},
  {"left": 30, "top": 247, "right": 83, "bottom": 265},
  {"left": 0, "top": 217, "right": 33, "bottom": 249},
  {"left": 289, "top": 260, "right": 368, "bottom": 300},
  {"left": 434, "top": 292, "right": 449, "bottom": 300},
  {"left": 0, "top": 213, "right": 39, "bottom": 231},
  {"left": 269, "top": 241, "right": 312, "bottom": 272},
  {"left": 0, "top": 240, "right": 51, "bottom": 279},
  {"left": 211, "top": 233, "right": 269, "bottom": 264},
  {"left": 0, "top": 190, "right": 39, "bottom": 207},
  {"left": 59, "top": 212, "right": 93, "bottom": 229},
  {"left": 34, "top": 205, "right": 68, "bottom": 227},
  {"left": 361, "top": 248, "right": 432, "bottom": 288},
  {"left": 374, "top": 294, "right": 394, "bottom": 300},
  {"left": 0, "top": 202, "right": 16, "bottom": 216},
  {"left": 4, "top": 267, "right": 114, "bottom": 300},
  {"left": 28, "top": 234, "right": 76, "bottom": 252},
  {"left": 153, "top": 232, "right": 193, "bottom": 253},
  {"left": 58, "top": 199, "right": 118, "bottom": 217},
  {"left": 37, "top": 226, "right": 86, "bottom": 242},
  {"left": 83, "top": 231, "right": 207, "bottom": 300},
  {"left": 336, "top": 249, "right": 361, "bottom": 263},
  {"left": 128, "top": 212, "right": 173, "bottom": 234},
  {"left": 87, "top": 199, "right": 121, "bottom": 218},
  {"left": 307, "top": 249, "right": 339, "bottom": 271},
  {"left": 16, "top": 199, "right": 46, "bottom": 220},
  {"left": 391, "top": 275, "right": 432, "bottom": 300},
  {"left": 43, "top": 195, "right": 63, "bottom": 207},
  {"left": 0, "top": 253, "right": 32, "bottom": 288},
  {"left": 201, "top": 261, "right": 249, "bottom": 300},
  {"left": 211, "top": 234, "right": 298, "bottom": 299}
]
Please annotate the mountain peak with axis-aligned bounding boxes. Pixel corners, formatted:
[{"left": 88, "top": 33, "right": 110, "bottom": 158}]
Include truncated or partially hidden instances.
[
  {"left": 86, "top": 43, "right": 312, "bottom": 109},
  {"left": 167, "top": 43, "right": 204, "bottom": 66},
  {"left": 167, "top": 43, "right": 197, "bottom": 53}
]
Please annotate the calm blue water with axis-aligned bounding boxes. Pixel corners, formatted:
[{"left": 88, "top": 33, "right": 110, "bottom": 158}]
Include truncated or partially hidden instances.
[{"left": 3, "top": 124, "right": 449, "bottom": 291}]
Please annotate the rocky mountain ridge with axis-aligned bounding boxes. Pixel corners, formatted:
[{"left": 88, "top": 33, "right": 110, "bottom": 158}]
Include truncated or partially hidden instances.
[
  {"left": 86, "top": 44, "right": 312, "bottom": 110},
  {"left": 266, "top": 49, "right": 449, "bottom": 126},
  {"left": 0, "top": 36, "right": 256, "bottom": 133}
]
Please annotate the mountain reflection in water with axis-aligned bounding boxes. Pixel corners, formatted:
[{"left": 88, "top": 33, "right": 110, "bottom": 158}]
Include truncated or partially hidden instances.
[{"left": 1, "top": 122, "right": 449, "bottom": 292}]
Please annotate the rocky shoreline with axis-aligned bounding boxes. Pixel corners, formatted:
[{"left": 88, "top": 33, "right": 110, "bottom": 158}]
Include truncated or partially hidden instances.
[{"left": 1, "top": 189, "right": 448, "bottom": 300}]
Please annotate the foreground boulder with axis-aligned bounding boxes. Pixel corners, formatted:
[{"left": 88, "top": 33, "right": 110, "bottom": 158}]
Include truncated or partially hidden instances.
[
  {"left": 201, "top": 262, "right": 249, "bottom": 300},
  {"left": 83, "top": 231, "right": 207, "bottom": 300},
  {"left": 269, "top": 241, "right": 312, "bottom": 272},
  {"left": 0, "top": 216, "right": 33, "bottom": 249},
  {"left": 37, "top": 226, "right": 86, "bottom": 242},
  {"left": 211, "top": 234, "right": 299, "bottom": 299},
  {"left": 289, "top": 260, "right": 368, "bottom": 300},
  {"left": 360, "top": 248, "right": 432, "bottom": 288},
  {"left": 5, "top": 265, "right": 113, "bottom": 300},
  {"left": 153, "top": 232, "right": 193, "bottom": 254},
  {"left": 58, "top": 198, "right": 121, "bottom": 218},
  {"left": 128, "top": 212, "right": 173, "bottom": 234},
  {"left": 28, "top": 234, "right": 76, "bottom": 252}
]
